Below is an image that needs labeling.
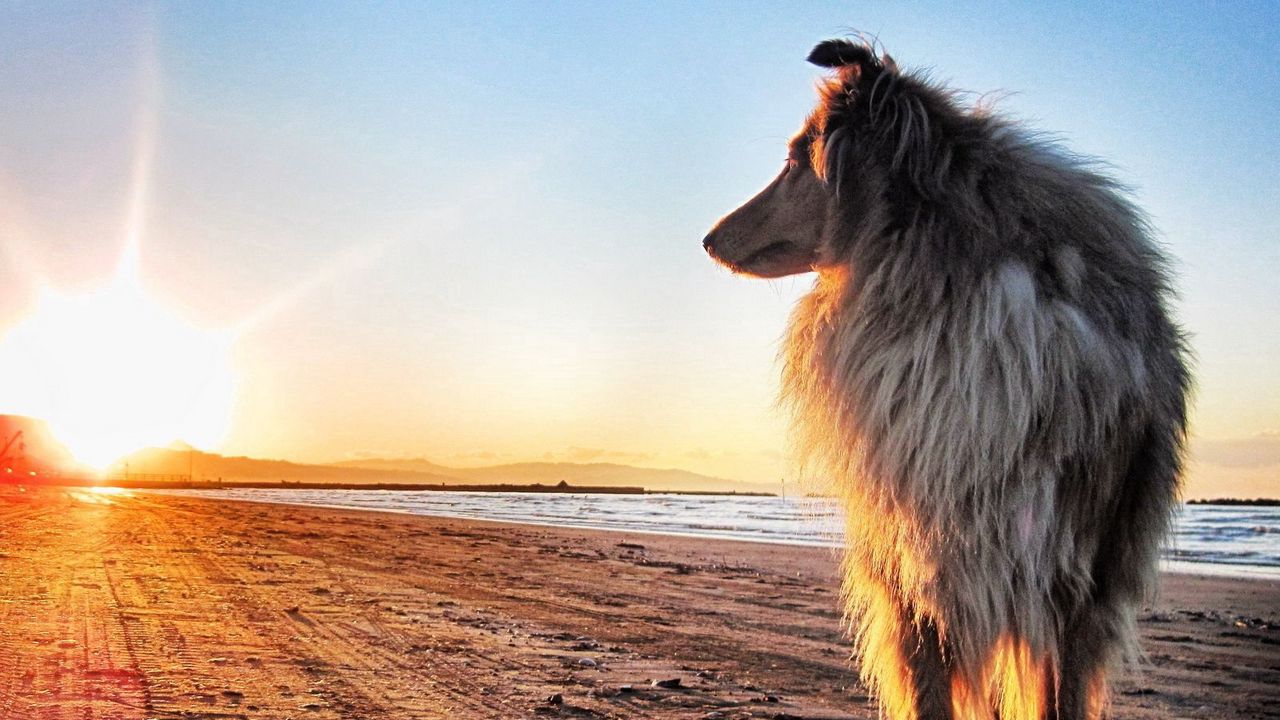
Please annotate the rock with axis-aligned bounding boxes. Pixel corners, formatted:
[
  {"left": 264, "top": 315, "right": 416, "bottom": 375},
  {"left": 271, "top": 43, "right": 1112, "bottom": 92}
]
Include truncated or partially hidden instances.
[
  {"left": 577, "top": 657, "right": 598, "bottom": 668},
  {"left": 652, "top": 677, "right": 682, "bottom": 689},
  {"left": 546, "top": 693, "right": 563, "bottom": 705}
]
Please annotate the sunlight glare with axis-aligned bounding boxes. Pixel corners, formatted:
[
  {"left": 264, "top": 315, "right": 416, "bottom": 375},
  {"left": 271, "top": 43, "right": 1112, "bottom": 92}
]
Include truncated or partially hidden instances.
[
  {"left": 0, "top": 26, "right": 237, "bottom": 472},
  {"left": 0, "top": 258, "right": 236, "bottom": 470}
]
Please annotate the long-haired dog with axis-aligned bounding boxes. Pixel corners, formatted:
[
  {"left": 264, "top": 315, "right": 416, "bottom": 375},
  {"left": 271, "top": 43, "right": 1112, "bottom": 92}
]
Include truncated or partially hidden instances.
[{"left": 703, "top": 40, "right": 1190, "bottom": 719}]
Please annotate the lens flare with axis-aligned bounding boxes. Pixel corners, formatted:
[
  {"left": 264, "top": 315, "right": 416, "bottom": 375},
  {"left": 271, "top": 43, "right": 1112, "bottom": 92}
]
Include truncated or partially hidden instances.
[
  {"left": 0, "top": 259, "right": 237, "bottom": 470},
  {"left": 0, "top": 16, "right": 239, "bottom": 471},
  {"left": 0, "top": 8, "right": 389, "bottom": 472}
]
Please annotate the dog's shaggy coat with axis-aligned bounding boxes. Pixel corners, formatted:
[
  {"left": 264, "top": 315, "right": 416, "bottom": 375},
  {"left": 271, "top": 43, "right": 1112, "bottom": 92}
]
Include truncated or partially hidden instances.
[{"left": 703, "top": 41, "right": 1190, "bottom": 719}]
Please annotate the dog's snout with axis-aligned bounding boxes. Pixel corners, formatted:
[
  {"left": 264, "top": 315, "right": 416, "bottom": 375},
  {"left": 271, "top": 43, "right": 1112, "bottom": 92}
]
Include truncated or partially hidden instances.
[{"left": 702, "top": 232, "right": 716, "bottom": 252}]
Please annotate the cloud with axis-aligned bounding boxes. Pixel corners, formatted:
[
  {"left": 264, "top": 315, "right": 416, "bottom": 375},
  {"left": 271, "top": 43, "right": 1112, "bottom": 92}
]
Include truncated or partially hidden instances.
[
  {"left": 345, "top": 449, "right": 415, "bottom": 460},
  {"left": 565, "top": 447, "right": 605, "bottom": 462},
  {"left": 1193, "top": 432, "right": 1280, "bottom": 468},
  {"left": 542, "top": 446, "right": 655, "bottom": 464},
  {"left": 450, "top": 450, "right": 505, "bottom": 462}
]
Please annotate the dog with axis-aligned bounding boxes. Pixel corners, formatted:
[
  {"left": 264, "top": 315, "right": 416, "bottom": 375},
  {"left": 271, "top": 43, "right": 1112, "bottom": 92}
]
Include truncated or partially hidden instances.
[{"left": 703, "top": 39, "right": 1190, "bottom": 719}]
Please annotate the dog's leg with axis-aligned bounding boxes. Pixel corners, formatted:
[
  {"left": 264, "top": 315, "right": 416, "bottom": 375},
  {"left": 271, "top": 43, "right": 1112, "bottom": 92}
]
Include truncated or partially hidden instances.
[
  {"left": 903, "top": 613, "right": 954, "bottom": 719},
  {"left": 1050, "top": 605, "right": 1111, "bottom": 720},
  {"left": 1052, "top": 428, "right": 1174, "bottom": 719},
  {"left": 850, "top": 582, "right": 954, "bottom": 720}
]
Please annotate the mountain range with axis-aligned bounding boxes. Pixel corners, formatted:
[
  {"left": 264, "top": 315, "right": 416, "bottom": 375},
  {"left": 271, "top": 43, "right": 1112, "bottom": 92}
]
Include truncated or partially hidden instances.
[
  {"left": 115, "top": 446, "right": 773, "bottom": 494},
  {"left": 0, "top": 413, "right": 776, "bottom": 493},
  {"left": 0, "top": 415, "right": 81, "bottom": 475}
]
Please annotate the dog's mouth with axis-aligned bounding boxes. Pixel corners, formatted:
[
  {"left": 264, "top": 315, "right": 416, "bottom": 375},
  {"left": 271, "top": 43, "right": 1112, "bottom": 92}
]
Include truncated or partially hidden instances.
[{"left": 711, "top": 240, "right": 816, "bottom": 279}]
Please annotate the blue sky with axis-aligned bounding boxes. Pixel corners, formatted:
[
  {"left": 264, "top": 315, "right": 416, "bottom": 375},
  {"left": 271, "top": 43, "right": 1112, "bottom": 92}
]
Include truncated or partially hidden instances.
[{"left": 0, "top": 1, "right": 1276, "bottom": 495}]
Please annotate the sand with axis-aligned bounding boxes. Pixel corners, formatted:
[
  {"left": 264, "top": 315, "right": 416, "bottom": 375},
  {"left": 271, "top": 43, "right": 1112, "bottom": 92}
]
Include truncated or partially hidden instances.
[{"left": 0, "top": 487, "right": 1275, "bottom": 719}]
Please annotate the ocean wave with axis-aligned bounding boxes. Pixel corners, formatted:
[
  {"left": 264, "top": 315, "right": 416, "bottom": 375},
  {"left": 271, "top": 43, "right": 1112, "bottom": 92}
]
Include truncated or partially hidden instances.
[{"left": 150, "top": 489, "right": 1279, "bottom": 578}]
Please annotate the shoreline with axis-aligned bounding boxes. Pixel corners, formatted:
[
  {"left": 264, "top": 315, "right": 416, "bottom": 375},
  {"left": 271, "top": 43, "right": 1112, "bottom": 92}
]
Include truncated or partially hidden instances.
[
  {"left": 144, "top": 487, "right": 849, "bottom": 550},
  {"left": 142, "top": 487, "right": 1280, "bottom": 581},
  {"left": 1, "top": 487, "right": 1276, "bottom": 719}
]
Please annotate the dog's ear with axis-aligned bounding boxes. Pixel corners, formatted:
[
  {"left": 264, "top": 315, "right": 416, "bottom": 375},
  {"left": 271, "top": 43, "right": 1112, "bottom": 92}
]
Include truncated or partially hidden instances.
[
  {"left": 809, "top": 42, "right": 948, "bottom": 198},
  {"left": 808, "top": 40, "right": 898, "bottom": 87},
  {"left": 806, "top": 40, "right": 877, "bottom": 70}
]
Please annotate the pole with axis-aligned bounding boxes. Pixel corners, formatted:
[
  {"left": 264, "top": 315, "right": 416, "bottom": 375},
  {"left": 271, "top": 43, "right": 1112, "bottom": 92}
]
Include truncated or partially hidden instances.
[{"left": 0, "top": 430, "right": 24, "bottom": 465}]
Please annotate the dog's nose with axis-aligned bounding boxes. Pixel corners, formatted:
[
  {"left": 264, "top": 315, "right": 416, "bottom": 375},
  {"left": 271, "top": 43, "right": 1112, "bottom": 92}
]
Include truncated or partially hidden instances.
[{"left": 702, "top": 233, "right": 715, "bottom": 252}]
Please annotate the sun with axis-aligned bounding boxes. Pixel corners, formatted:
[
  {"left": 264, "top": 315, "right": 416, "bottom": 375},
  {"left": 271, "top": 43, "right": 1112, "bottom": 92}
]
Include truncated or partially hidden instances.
[
  {"left": 0, "top": 26, "right": 239, "bottom": 472},
  {"left": 0, "top": 19, "right": 389, "bottom": 472},
  {"left": 0, "top": 251, "right": 236, "bottom": 470}
]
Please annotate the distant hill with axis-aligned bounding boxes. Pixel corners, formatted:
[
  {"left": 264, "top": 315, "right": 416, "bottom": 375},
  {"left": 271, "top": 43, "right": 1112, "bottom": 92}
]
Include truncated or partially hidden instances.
[
  {"left": 330, "top": 457, "right": 456, "bottom": 475},
  {"left": 2, "top": 414, "right": 770, "bottom": 494},
  {"left": 0, "top": 414, "right": 81, "bottom": 475},
  {"left": 114, "top": 447, "right": 768, "bottom": 494},
  {"left": 1186, "top": 497, "right": 1280, "bottom": 507},
  {"left": 114, "top": 446, "right": 459, "bottom": 486},
  {"left": 335, "top": 458, "right": 772, "bottom": 494}
]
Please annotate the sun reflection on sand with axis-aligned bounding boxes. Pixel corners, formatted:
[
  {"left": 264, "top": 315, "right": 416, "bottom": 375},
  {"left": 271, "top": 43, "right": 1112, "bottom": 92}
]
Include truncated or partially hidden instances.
[
  {"left": 87, "top": 486, "right": 131, "bottom": 497},
  {"left": 66, "top": 487, "right": 132, "bottom": 505}
]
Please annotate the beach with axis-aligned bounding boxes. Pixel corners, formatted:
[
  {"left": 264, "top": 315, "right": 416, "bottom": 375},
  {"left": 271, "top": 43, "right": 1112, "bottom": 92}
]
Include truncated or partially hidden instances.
[{"left": 0, "top": 487, "right": 1275, "bottom": 719}]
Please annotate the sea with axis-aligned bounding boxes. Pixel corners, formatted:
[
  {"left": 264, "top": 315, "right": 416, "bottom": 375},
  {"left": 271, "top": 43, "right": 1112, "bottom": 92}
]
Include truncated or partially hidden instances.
[{"left": 148, "top": 488, "right": 1280, "bottom": 579}]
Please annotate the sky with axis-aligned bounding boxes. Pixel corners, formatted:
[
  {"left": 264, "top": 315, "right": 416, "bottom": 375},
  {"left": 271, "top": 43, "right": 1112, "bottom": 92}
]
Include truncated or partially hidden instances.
[{"left": 0, "top": 1, "right": 1276, "bottom": 497}]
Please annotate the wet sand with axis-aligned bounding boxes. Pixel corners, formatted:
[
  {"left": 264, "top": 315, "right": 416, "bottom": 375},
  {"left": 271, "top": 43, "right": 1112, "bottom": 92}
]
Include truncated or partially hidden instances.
[{"left": 0, "top": 487, "right": 1275, "bottom": 719}]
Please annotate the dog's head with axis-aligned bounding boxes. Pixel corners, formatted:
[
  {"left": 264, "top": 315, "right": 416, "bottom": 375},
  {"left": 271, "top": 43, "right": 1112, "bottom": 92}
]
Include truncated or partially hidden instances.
[{"left": 704, "top": 40, "right": 941, "bottom": 278}]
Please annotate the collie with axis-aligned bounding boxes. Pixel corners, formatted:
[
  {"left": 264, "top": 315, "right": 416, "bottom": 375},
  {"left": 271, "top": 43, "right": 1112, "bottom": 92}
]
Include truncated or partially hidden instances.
[{"left": 703, "top": 39, "right": 1190, "bottom": 719}]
